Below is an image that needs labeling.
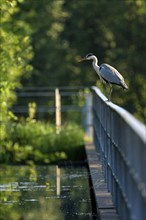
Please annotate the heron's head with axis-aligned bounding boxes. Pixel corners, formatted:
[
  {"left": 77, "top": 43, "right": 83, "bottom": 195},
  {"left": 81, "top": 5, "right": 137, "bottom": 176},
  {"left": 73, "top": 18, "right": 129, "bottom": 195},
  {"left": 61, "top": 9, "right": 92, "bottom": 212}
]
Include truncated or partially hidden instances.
[
  {"left": 78, "top": 53, "right": 96, "bottom": 62},
  {"left": 85, "top": 53, "right": 94, "bottom": 60}
]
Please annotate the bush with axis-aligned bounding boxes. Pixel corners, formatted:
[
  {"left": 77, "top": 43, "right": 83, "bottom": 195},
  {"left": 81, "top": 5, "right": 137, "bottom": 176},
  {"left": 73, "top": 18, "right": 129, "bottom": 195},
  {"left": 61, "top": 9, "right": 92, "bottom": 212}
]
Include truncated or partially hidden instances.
[
  {"left": 0, "top": 0, "right": 33, "bottom": 142},
  {"left": 0, "top": 120, "right": 85, "bottom": 164}
]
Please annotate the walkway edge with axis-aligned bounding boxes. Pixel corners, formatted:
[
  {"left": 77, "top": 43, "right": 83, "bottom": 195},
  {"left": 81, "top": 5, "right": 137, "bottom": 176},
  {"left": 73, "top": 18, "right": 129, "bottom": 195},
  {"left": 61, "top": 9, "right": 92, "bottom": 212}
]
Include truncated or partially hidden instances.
[{"left": 85, "top": 143, "right": 120, "bottom": 220}]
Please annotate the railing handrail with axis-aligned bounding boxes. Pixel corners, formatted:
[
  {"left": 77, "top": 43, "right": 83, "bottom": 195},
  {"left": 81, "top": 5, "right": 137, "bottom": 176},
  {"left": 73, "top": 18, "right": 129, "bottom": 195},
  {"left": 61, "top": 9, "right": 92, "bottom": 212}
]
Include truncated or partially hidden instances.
[
  {"left": 92, "top": 86, "right": 146, "bottom": 220},
  {"left": 92, "top": 86, "right": 146, "bottom": 143}
]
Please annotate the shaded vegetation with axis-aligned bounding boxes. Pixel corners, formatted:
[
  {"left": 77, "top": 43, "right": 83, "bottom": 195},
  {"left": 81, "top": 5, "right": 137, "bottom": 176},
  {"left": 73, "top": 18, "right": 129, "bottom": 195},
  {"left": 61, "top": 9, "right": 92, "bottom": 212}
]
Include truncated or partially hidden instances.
[
  {"left": 0, "top": 0, "right": 33, "bottom": 142},
  {"left": 0, "top": 0, "right": 145, "bottom": 165},
  {"left": 16, "top": 0, "right": 146, "bottom": 122},
  {"left": 1, "top": 121, "right": 84, "bottom": 164},
  {"left": 1, "top": 107, "right": 84, "bottom": 164}
]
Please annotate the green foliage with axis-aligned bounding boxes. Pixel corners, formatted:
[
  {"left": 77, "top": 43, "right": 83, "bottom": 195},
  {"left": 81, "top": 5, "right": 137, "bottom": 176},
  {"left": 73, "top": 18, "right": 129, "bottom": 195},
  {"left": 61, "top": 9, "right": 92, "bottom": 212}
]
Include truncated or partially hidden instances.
[
  {"left": 62, "top": 0, "right": 146, "bottom": 121},
  {"left": 1, "top": 0, "right": 145, "bottom": 168},
  {"left": 1, "top": 119, "right": 84, "bottom": 164},
  {"left": 16, "top": 0, "right": 146, "bottom": 122},
  {"left": 0, "top": 0, "right": 33, "bottom": 141}
]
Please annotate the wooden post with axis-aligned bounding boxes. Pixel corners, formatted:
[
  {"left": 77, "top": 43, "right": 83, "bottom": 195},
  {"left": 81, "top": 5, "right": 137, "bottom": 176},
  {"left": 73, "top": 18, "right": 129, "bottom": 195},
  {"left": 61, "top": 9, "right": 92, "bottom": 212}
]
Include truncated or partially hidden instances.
[
  {"left": 56, "top": 165, "right": 61, "bottom": 197},
  {"left": 55, "top": 88, "right": 61, "bottom": 133}
]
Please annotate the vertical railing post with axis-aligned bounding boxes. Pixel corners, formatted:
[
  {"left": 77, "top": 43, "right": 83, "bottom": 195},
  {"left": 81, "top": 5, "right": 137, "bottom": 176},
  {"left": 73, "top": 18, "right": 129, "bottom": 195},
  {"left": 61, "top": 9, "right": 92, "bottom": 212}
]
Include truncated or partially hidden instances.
[
  {"left": 85, "top": 92, "right": 93, "bottom": 138},
  {"left": 55, "top": 88, "right": 61, "bottom": 134}
]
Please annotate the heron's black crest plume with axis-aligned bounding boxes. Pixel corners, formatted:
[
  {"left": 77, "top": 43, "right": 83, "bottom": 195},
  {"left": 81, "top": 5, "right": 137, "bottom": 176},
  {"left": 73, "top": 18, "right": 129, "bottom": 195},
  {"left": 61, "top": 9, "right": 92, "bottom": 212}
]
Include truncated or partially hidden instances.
[{"left": 86, "top": 53, "right": 93, "bottom": 58}]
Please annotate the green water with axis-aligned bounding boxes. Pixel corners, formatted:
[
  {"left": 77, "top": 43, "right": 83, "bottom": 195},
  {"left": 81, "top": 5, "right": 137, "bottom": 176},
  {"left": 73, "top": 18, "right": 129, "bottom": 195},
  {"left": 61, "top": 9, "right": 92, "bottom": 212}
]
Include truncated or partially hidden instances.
[{"left": 0, "top": 165, "right": 95, "bottom": 220}]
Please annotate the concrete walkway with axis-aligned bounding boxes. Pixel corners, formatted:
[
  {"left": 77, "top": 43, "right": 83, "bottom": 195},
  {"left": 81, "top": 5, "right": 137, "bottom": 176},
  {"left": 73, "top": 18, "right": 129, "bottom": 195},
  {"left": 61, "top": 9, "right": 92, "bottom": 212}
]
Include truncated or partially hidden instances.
[{"left": 85, "top": 143, "right": 120, "bottom": 220}]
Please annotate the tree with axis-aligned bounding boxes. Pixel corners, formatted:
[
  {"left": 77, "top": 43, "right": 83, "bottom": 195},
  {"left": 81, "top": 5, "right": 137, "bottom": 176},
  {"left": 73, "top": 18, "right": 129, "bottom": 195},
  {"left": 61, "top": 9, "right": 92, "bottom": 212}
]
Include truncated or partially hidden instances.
[
  {"left": 16, "top": 0, "right": 70, "bottom": 86},
  {"left": 0, "top": 0, "right": 33, "bottom": 142},
  {"left": 9, "top": 0, "right": 146, "bottom": 122},
  {"left": 62, "top": 0, "right": 146, "bottom": 121}
]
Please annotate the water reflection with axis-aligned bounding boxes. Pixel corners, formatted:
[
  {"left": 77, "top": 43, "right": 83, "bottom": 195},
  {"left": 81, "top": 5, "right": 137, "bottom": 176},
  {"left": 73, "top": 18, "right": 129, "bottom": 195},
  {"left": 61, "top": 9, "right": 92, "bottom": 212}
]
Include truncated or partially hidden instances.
[{"left": 0, "top": 165, "right": 94, "bottom": 220}]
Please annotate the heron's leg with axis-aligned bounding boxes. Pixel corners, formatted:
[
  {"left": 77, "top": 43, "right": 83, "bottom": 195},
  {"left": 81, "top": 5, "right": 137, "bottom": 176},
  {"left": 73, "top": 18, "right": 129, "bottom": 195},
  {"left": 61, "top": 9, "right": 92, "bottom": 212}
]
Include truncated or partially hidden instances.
[{"left": 108, "top": 84, "right": 113, "bottom": 101}]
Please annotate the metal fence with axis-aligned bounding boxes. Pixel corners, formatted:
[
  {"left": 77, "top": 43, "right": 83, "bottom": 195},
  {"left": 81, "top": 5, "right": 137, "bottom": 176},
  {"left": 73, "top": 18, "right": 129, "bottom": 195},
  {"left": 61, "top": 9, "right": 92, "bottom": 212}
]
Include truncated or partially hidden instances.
[
  {"left": 11, "top": 87, "right": 93, "bottom": 136},
  {"left": 92, "top": 86, "right": 146, "bottom": 220}
]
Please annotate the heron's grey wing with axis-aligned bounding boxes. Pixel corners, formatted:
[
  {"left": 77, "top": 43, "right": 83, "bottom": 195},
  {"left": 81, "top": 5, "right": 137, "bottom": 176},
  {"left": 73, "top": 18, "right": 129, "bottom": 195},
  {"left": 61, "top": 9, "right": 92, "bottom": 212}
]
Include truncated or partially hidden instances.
[{"left": 99, "top": 63, "right": 124, "bottom": 85}]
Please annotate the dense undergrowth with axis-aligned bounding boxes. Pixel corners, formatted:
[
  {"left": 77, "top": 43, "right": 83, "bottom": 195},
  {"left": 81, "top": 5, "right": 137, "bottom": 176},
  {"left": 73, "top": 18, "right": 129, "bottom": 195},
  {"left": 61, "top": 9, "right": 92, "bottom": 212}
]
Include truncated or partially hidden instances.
[
  {"left": 0, "top": 103, "right": 85, "bottom": 165},
  {"left": 1, "top": 120, "right": 85, "bottom": 165}
]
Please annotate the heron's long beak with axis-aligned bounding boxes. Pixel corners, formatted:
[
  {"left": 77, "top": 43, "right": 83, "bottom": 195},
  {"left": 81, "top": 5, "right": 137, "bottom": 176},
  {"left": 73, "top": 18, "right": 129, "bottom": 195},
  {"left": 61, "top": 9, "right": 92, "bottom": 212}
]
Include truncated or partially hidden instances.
[{"left": 78, "top": 57, "right": 86, "bottom": 62}]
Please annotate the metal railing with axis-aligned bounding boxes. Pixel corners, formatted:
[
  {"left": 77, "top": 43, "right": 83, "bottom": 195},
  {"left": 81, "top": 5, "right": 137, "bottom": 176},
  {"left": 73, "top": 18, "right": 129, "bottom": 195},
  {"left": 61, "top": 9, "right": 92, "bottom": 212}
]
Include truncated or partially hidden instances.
[
  {"left": 92, "top": 86, "right": 146, "bottom": 220},
  {"left": 11, "top": 87, "right": 93, "bottom": 136}
]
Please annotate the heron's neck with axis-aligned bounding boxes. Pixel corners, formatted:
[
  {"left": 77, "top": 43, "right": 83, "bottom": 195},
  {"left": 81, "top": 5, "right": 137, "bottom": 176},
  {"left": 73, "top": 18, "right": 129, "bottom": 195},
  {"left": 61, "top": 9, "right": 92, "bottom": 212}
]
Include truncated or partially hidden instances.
[{"left": 92, "top": 56, "right": 100, "bottom": 75}]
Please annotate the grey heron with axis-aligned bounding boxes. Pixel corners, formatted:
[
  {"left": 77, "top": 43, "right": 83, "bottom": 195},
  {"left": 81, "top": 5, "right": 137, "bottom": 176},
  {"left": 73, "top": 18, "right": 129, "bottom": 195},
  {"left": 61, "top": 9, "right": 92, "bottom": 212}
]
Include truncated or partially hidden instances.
[{"left": 79, "top": 53, "right": 128, "bottom": 101}]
